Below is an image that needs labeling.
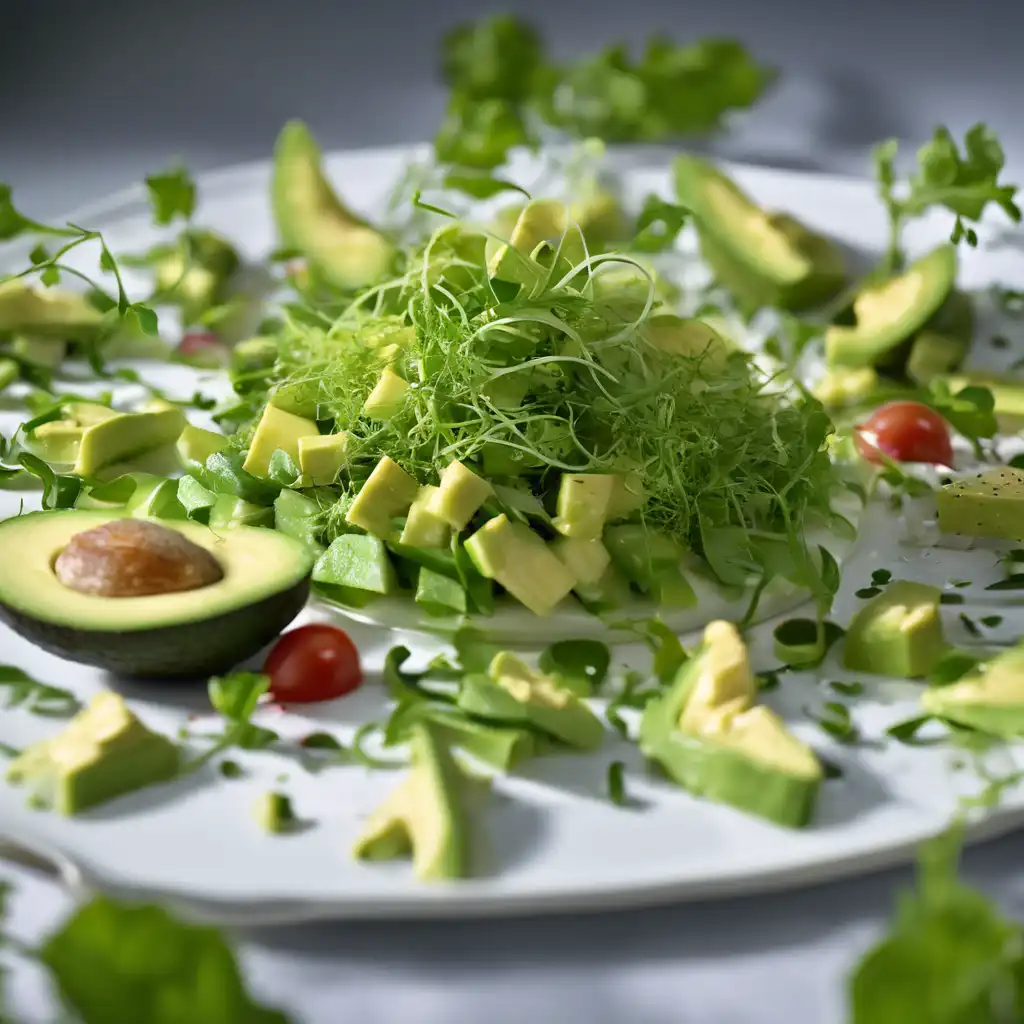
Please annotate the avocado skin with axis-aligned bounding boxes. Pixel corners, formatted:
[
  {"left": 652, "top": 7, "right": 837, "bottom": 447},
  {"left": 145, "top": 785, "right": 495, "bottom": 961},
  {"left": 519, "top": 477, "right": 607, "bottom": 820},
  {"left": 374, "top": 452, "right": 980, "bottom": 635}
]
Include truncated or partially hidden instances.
[{"left": 0, "top": 577, "right": 309, "bottom": 680}]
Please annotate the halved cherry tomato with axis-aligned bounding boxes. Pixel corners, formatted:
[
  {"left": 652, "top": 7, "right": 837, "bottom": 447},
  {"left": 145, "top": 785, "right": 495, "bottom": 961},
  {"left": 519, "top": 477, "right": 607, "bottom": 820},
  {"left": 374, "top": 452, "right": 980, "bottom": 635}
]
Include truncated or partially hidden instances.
[
  {"left": 263, "top": 624, "right": 362, "bottom": 703},
  {"left": 855, "top": 401, "right": 954, "bottom": 466}
]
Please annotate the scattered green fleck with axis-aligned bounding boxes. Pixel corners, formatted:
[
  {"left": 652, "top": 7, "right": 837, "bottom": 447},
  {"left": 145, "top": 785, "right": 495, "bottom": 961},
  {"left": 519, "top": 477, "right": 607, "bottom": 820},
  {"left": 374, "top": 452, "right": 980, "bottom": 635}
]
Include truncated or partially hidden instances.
[
  {"left": 980, "top": 615, "right": 1004, "bottom": 629},
  {"left": 806, "top": 701, "right": 859, "bottom": 744},
  {"left": 607, "top": 761, "right": 627, "bottom": 806},
  {"left": 830, "top": 680, "right": 865, "bottom": 697},
  {"left": 959, "top": 612, "right": 981, "bottom": 638},
  {"left": 856, "top": 586, "right": 882, "bottom": 599},
  {"left": 218, "top": 760, "right": 244, "bottom": 779},
  {"left": 940, "top": 592, "right": 965, "bottom": 605},
  {"left": 871, "top": 569, "right": 893, "bottom": 586}
]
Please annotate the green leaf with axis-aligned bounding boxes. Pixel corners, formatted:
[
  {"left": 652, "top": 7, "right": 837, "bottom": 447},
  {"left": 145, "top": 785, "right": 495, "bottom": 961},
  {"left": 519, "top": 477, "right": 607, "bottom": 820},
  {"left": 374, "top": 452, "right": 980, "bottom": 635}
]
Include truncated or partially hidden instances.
[
  {"left": 16, "top": 453, "right": 83, "bottom": 510},
  {"left": 207, "top": 672, "right": 269, "bottom": 723},
  {"left": 640, "top": 618, "right": 687, "bottom": 683},
  {"left": 986, "top": 574, "right": 1024, "bottom": 592},
  {"left": 131, "top": 303, "right": 160, "bottom": 337},
  {"left": 145, "top": 166, "right": 197, "bottom": 225},
  {"left": 39, "top": 896, "right": 293, "bottom": 1023},
  {"left": 452, "top": 629, "right": 503, "bottom": 674},
  {"left": 434, "top": 97, "right": 531, "bottom": 172},
  {"left": 805, "top": 701, "right": 859, "bottom": 744},
  {"left": 631, "top": 194, "right": 689, "bottom": 252},
  {"left": 411, "top": 190, "right": 459, "bottom": 219},
  {"left": 0, "top": 666, "right": 81, "bottom": 717},
  {"left": 849, "top": 827, "right": 1024, "bottom": 1023},
  {"left": 267, "top": 449, "right": 300, "bottom": 487},
  {"left": 538, "top": 639, "right": 610, "bottom": 696},
  {"left": 886, "top": 715, "right": 938, "bottom": 745},
  {"left": 440, "top": 15, "right": 544, "bottom": 103},
  {"left": 442, "top": 173, "right": 530, "bottom": 200}
]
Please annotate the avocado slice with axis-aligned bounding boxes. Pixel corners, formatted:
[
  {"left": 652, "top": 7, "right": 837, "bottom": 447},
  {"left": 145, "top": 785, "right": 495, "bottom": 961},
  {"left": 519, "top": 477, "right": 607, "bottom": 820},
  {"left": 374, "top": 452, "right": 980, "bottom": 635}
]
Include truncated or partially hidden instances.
[
  {"left": 425, "top": 709, "right": 535, "bottom": 772},
  {"left": 426, "top": 461, "right": 492, "bottom": 532},
  {"left": 176, "top": 424, "right": 228, "bottom": 473},
  {"left": 298, "top": 432, "right": 350, "bottom": 486},
  {"left": 674, "top": 157, "right": 845, "bottom": 311},
  {"left": 640, "top": 620, "right": 822, "bottom": 828},
  {"left": 352, "top": 722, "right": 470, "bottom": 881},
  {"left": 464, "top": 514, "right": 577, "bottom": 616},
  {"left": 345, "top": 455, "right": 420, "bottom": 538},
  {"left": 824, "top": 246, "right": 957, "bottom": 369},
  {"left": 362, "top": 367, "right": 410, "bottom": 420},
  {"left": 455, "top": 652, "right": 605, "bottom": 751},
  {"left": 0, "top": 357, "right": 17, "bottom": 392},
  {"left": 242, "top": 403, "right": 319, "bottom": 480},
  {"left": 552, "top": 473, "right": 616, "bottom": 541},
  {"left": 74, "top": 407, "right": 187, "bottom": 478},
  {"left": 0, "top": 510, "right": 314, "bottom": 678},
  {"left": 272, "top": 120, "right": 395, "bottom": 292},
  {"left": 842, "top": 581, "right": 946, "bottom": 678},
  {"left": 12, "top": 335, "right": 66, "bottom": 369},
  {"left": 0, "top": 280, "right": 104, "bottom": 338},
  {"left": 922, "top": 645, "right": 1024, "bottom": 738},
  {"left": 936, "top": 467, "right": 1024, "bottom": 540},
  {"left": 551, "top": 536, "right": 611, "bottom": 586},
  {"left": 904, "top": 289, "right": 974, "bottom": 383},
  {"left": 6, "top": 691, "right": 180, "bottom": 815},
  {"left": 399, "top": 485, "right": 451, "bottom": 548}
]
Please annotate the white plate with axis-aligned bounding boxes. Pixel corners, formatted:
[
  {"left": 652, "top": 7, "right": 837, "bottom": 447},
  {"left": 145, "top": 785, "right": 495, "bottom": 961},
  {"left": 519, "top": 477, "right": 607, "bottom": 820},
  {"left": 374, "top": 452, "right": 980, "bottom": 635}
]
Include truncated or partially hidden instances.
[{"left": 2, "top": 146, "right": 1024, "bottom": 925}]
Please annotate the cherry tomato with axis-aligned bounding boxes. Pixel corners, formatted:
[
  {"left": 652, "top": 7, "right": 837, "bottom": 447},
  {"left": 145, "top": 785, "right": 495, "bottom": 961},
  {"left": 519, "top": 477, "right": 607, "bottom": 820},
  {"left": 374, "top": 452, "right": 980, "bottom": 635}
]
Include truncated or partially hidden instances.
[
  {"left": 855, "top": 401, "right": 954, "bottom": 466},
  {"left": 263, "top": 624, "right": 362, "bottom": 703}
]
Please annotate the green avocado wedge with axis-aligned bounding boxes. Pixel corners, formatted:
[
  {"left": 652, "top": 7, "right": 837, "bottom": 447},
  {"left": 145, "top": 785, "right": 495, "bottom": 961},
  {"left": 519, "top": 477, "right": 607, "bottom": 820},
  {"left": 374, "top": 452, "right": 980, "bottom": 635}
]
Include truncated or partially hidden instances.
[
  {"left": 455, "top": 652, "right": 605, "bottom": 751},
  {"left": 352, "top": 722, "right": 470, "bottom": 881},
  {"left": 6, "top": 691, "right": 180, "bottom": 815},
  {"left": 0, "top": 280, "right": 104, "bottom": 339},
  {"left": 272, "top": 120, "right": 395, "bottom": 292},
  {"left": 674, "top": 156, "right": 846, "bottom": 312},
  {"left": 640, "top": 620, "right": 822, "bottom": 828},
  {"left": 0, "top": 510, "right": 314, "bottom": 678},
  {"left": 825, "top": 245, "right": 958, "bottom": 369},
  {"left": 922, "top": 645, "right": 1024, "bottom": 738}
]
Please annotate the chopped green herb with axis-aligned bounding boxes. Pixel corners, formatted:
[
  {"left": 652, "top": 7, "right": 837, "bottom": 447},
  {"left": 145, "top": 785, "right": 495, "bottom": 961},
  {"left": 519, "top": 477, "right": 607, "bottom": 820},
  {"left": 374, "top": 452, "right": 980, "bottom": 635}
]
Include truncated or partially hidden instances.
[
  {"left": 299, "top": 731, "right": 346, "bottom": 751},
  {"left": 990, "top": 334, "right": 1010, "bottom": 349},
  {"left": 980, "top": 615, "right": 1004, "bottom": 629},
  {"left": 821, "top": 757, "right": 844, "bottom": 780},
  {"left": 871, "top": 569, "right": 893, "bottom": 586},
  {"left": 958, "top": 612, "right": 981, "bottom": 638},
  {"left": 218, "top": 760, "right": 244, "bottom": 779},
  {"left": 757, "top": 671, "right": 782, "bottom": 693},
  {"left": 607, "top": 761, "right": 627, "bottom": 806},
  {"left": 940, "top": 592, "right": 965, "bottom": 605},
  {"left": 0, "top": 667, "right": 81, "bottom": 717},
  {"left": 145, "top": 165, "right": 196, "bottom": 225},
  {"left": 856, "top": 586, "right": 883, "bottom": 599},
  {"left": 805, "top": 701, "right": 859, "bottom": 744},
  {"left": 538, "top": 639, "right": 611, "bottom": 696},
  {"left": 885, "top": 715, "right": 938, "bottom": 745},
  {"left": 985, "top": 574, "right": 1024, "bottom": 591},
  {"left": 829, "top": 680, "right": 865, "bottom": 697}
]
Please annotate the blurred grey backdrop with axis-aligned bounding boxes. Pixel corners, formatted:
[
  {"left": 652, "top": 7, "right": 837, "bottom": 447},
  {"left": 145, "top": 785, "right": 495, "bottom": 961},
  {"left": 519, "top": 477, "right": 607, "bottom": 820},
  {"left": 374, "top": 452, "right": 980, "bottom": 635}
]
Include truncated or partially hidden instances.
[{"left": 2, "top": 0, "right": 1022, "bottom": 216}]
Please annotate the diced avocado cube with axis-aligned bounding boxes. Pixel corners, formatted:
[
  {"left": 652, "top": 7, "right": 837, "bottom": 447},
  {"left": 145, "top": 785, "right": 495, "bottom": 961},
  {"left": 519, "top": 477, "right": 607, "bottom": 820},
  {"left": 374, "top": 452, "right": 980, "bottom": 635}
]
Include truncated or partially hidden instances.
[
  {"left": 488, "top": 199, "right": 567, "bottom": 285},
  {"left": 345, "top": 455, "right": 420, "bottom": 538},
  {"left": 936, "top": 468, "right": 1024, "bottom": 541},
  {"left": 0, "top": 358, "right": 17, "bottom": 392},
  {"left": 126, "top": 476, "right": 186, "bottom": 519},
  {"left": 274, "top": 488, "right": 324, "bottom": 552},
  {"left": 400, "top": 485, "right": 451, "bottom": 548},
  {"left": 176, "top": 424, "right": 228, "bottom": 473},
  {"left": 26, "top": 421, "right": 84, "bottom": 465},
  {"left": 415, "top": 567, "right": 467, "bottom": 617},
  {"left": 297, "top": 431, "right": 350, "bottom": 486},
  {"left": 812, "top": 367, "right": 879, "bottom": 409},
  {"left": 12, "top": 335, "right": 66, "bottom": 369},
  {"left": 362, "top": 366, "right": 410, "bottom": 420},
  {"left": 426, "top": 462, "right": 492, "bottom": 532},
  {"left": 552, "top": 536, "right": 611, "bottom": 585},
  {"left": 242, "top": 403, "right": 319, "bottom": 480},
  {"left": 5, "top": 692, "right": 181, "bottom": 815},
  {"left": 74, "top": 407, "right": 187, "bottom": 478},
  {"left": 464, "top": 514, "right": 577, "bottom": 616},
  {"left": 921, "top": 645, "right": 1024, "bottom": 738},
  {"left": 208, "top": 494, "right": 274, "bottom": 530},
  {"left": 253, "top": 791, "right": 297, "bottom": 834},
  {"left": 842, "top": 581, "right": 945, "bottom": 678},
  {"left": 639, "top": 621, "right": 821, "bottom": 827},
  {"left": 231, "top": 336, "right": 278, "bottom": 379},
  {"left": 552, "top": 473, "right": 616, "bottom": 540},
  {"left": 313, "top": 533, "right": 396, "bottom": 604},
  {"left": 352, "top": 722, "right": 469, "bottom": 881},
  {"left": 177, "top": 474, "right": 218, "bottom": 522},
  {"left": 606, "top": 472, "right": 646, "bottom": 521},
  {"left": 604, "top": 524, "right": 685, "bottom": 591}
]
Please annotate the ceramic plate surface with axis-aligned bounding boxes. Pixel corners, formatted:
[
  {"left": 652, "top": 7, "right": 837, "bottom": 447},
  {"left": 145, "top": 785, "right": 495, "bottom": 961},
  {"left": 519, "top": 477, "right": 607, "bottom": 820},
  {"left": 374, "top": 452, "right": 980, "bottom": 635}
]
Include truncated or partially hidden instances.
[{"left": 2, "top": 146, "right": 1024, "bottom": 924}]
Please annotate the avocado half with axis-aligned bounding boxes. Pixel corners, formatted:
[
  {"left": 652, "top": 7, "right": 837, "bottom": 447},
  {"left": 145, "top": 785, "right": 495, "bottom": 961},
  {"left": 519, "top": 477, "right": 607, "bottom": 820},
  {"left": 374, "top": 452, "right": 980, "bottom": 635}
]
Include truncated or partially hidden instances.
[{"left": 0, "top": 510, "right": 314, "bottom": 679}]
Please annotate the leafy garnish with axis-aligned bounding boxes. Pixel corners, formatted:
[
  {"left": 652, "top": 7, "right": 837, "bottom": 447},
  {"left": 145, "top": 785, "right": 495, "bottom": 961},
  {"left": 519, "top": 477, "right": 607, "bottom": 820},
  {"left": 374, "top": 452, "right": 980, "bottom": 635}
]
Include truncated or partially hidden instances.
[
  {"left": 885, "top": 715, "right": 939, "bottom": 745},
  {"left": 631, "top": 195, "right": 690, "bottom": 252},
  {"left": 145, "top": 165, "right": 197, "bottom": 225},
  {"left": 875, "top": 125, "right": 1021, "bottom": 270},
  {"left": 806, "top": 701, "right": 859, "bottom": 744},
  {"left": 538, "top": 639, "right": 610, "bottom": 695},
  {"left": 186, "top": 672, "right": 278, "bottom": 770},
  {"left": 607, "top": 761, "right": 627, "bottom": 806},
  {"left": 0, "top": 666, "right": 81, "bottom": 717}
]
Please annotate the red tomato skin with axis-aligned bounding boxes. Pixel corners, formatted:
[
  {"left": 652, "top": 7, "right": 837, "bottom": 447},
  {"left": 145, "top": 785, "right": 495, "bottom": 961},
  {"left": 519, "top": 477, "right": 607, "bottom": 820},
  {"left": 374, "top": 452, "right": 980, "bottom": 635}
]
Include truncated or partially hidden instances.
[
  {"left": 263, "top": 624, "right": 362, "bottom": 704},
  {"left": 855, "top": 401, "right": 954, "bottom": 466}
]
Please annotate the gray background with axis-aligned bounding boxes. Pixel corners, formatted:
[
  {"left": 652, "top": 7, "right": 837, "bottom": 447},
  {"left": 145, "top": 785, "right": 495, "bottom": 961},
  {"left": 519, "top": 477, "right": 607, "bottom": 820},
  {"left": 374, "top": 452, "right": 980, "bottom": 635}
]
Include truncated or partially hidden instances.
[{"left": 4, "top": 2, "right": 1024, "bottom": 1022}]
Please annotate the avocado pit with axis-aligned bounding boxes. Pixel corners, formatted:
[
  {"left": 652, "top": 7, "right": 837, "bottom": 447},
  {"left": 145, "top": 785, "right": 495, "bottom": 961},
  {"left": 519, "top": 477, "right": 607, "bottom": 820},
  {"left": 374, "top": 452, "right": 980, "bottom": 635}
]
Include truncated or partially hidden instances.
[{"left": 54, "top": 519, "right": 224, "bottom": 598}]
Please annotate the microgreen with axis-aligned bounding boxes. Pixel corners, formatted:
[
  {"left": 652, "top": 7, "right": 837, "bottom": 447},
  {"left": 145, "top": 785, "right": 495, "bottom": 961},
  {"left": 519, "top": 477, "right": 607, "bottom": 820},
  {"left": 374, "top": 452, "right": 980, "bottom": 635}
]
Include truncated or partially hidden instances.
[
  {"left": 185, "top": 672, "right": 278, "bottom": 771},
  {"left": 145, "top": 165, "right": 197, "bottom": 225},
  {"left": 0, "top": 666, "right": 81, "bottom": 717},
  {"left": 806, "top": 701, "right": 859, "bottom": 744},
  {"left": 538, "top": 639, "right": 610, "bottom": 695}
]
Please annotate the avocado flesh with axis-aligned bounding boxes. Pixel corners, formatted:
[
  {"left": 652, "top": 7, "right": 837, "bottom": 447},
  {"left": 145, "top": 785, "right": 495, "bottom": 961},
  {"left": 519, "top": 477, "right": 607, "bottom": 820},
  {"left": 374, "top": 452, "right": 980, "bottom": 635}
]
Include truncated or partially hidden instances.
[
  {"left": 842, "top": 581, "right": 945, "bottom": 678},
  {"left": 6, "top": 691, "right": 180, "bottom": 814},
  {"left": 298, "top": 432, "right": 350, "bottom": 486},
  {"left": 352, "top": 722, "right": 469, "bottom": 881},
  {"left": 0, "top": 510, "right": 313, "bottom": 678},
  {"left": 242, "top": 403, "right": 319, "bottom": 480},
  {"left": 552, "top": 473, "right": 615, "bottom": 541},
  {"left": 639, "top": 620, "right": 822, "bottom": 828},
  {"left": 455, "top": 656, "right": 605, "bottom": 750},
  {"left": 464, "top": 514, "right": 577, "bottom": 616},
  {"left": 425, "top": 710, "right": 536, "bottom": 771},
  {"left": 936, "top": 467, "right": 1024, "bottom": 541},
  {"left": 825, "top": 246, "right": 958, "bottom": 368},
  {"left": 674, "top": 157, "right": 844, "bottom": 311},
  {"left": 272, "top": 120, "right": 395, "bottom": 291},
  {"left": 399, "top": 486, "right": 451, "bottom": 548},
  {"left": 345, "top": 455, "right": 420, "bottom": 538},
  {"left": 0, "top": 280, "right": 103, "bottom": 338},
  {"left": 74, "top": 407, "right": 187, "bottom": 478},
  {"left": 922, "top": 648, "right": 1024, "bottom": 738},
  {"left": 427, "top": 461, "right": 492, "bottom": 532}
]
